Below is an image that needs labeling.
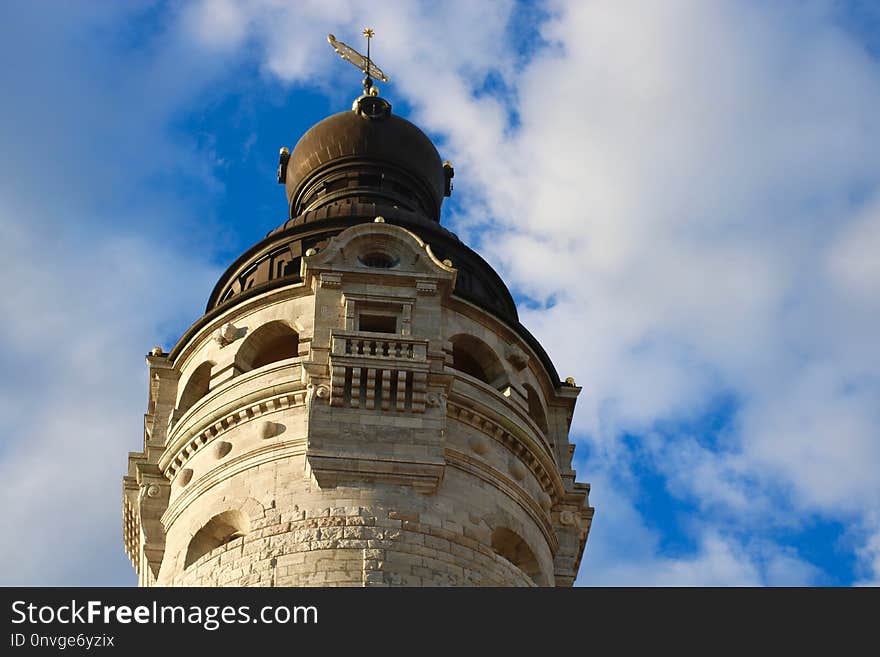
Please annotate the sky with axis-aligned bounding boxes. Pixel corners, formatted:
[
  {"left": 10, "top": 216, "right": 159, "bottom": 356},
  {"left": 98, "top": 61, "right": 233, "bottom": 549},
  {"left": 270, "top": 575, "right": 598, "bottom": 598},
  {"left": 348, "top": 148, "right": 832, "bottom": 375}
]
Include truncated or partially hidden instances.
[{"left": 1, "top": 0, "right": 879, "bottom": 587}]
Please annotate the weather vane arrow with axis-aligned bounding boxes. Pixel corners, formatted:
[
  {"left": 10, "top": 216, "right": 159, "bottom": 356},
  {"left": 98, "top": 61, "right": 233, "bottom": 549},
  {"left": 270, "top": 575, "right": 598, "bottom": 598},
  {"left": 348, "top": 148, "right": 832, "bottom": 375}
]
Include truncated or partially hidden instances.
[{"left": 327, "top": 28, "right": 390, "bottom": 95}]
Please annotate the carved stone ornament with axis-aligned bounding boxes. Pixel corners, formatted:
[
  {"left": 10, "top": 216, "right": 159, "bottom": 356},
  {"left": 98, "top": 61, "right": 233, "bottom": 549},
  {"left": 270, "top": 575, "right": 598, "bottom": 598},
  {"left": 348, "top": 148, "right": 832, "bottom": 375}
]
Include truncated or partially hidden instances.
[
  {"left": 307, "top": 383, "right": 331, "bottom": 405},
  {"left": 538, "top": 492, "right": 552, "bottom": 512},
  {"left": 177, "top": 468, "right": 193, "bottom": 487},
  {"left": 213, "top": 322, "right": 238, "bottom": 347},
  {"left": 468, "top": 435, "right": 490, "bottom": 455},
  {"left": 509, "top": 458, "right": 527, "bottom": 481},
  {"left": 504, "top": 345, "right": 529, "bottom": 371},
  {"left": 426, "top": 391, "right": 446, "bottom": 411},
  {"left": 319, "top": 272, "right": 342, "bottom": 288},
  {"left": 214, "top": 441, "right": 233, "bottom": 459}
]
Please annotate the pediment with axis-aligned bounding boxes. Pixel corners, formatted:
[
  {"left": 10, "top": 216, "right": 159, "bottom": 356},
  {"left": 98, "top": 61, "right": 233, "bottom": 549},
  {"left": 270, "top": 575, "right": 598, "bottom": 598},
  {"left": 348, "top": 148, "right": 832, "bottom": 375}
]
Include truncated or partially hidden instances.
[{"left": 302, "top": 221, "right": 457, "bottom": 292}]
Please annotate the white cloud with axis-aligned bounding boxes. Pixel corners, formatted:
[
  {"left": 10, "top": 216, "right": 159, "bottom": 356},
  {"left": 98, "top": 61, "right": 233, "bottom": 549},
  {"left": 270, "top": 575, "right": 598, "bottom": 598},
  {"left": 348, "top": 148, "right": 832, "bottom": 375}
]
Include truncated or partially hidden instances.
[
  {"left": 854, "top": 518, "right": 880, "bottom": 586},
  {"left": 4, "top": 0, "right": 879, "bottom": 586},
  {"left": 0, "top": 214, "right": 219, "bottom": 585},
  {"left": 828, "top": 198, "right": 880, "bottom": 298},
  {"left": 462, "top": 0, "right": 880, "bottom": 582},
  {"left": 184, "top": 0, "right": 252, "bottom": 50},
  {"left": 574, "top": 469, "right": 822, "bottom": 586},
  {"left": 0, "top": 3, "right": 224, "bottom": 584}
]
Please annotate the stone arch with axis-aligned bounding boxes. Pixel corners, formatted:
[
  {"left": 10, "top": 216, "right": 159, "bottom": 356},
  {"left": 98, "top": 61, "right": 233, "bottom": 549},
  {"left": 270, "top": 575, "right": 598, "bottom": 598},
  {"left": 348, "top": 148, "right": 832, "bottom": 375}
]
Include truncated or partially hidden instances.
[
  {"left": 184, "top": 509, "right": 249, "bottom": 569},
  {"left": 490, "top": 527, "right": 547, "bottom": 586},
  {"left": 181, "top": 497, "right": 264, "bottom": 570},
  {"left": 176, "top": 361, "right": 213, "bottom": 417},
  {"left": 449, "top": 334, "right": 507, "bottom": 388},
  {"left": 523, "top": 383, "right": 549, "bottom": 434},
  {"left": 235, "top": 321, "right": 299, "bottom": 373}
]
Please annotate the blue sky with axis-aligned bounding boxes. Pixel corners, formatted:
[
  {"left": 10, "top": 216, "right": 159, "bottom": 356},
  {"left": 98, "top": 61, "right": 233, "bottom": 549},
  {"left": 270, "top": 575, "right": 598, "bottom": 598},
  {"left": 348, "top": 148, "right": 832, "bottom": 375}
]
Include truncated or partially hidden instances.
[{"left": 1, "top": 0, "right": 879, "bottom": 586}]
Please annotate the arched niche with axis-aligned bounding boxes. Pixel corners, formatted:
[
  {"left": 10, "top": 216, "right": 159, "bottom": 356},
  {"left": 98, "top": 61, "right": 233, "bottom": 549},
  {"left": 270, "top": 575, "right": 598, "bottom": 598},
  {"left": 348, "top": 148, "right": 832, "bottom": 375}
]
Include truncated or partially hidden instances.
[
  {"left": 235, "top": 321, "right": 299, "bottom": 373},
  {"left": 490, "top": 527, "right": 548, "bottom": 586},
  {"left": 449, "top": 334, "right": 507, "bottom": 388},
  {"left": 176, "top": 361, "right": 213, "bottom": 416},
  {"left": 523, "top": 383, "right": 549, "bottom": 434},
  {"left": 184, "top": 509, "right": 249, "bottom": 569}
]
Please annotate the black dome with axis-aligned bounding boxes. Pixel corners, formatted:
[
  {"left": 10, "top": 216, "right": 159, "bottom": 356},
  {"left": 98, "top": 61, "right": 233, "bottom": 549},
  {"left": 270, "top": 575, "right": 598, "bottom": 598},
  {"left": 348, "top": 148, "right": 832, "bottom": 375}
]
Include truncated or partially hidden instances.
[{"left": 284, "top": 96, "right": 448, "bottom": 221}]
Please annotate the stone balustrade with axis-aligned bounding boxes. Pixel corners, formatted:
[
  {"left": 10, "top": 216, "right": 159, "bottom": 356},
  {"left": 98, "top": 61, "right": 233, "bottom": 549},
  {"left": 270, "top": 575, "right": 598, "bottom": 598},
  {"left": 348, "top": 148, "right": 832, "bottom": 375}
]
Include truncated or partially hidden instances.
[{"left": 329, "top": 330, "right": 430, "bottom": 412}]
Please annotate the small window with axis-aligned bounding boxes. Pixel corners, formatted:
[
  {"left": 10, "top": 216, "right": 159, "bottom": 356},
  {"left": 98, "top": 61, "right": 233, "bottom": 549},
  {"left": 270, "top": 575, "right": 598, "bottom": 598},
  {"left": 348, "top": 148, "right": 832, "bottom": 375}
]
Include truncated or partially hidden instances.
[
  {"left": 359, "top": 314, "right": 397, "bottom": 334},
  {"left": 359, "top": 252, "right": 398, "bottom": 268},
  {"left": 282, "top": 258, "right": 301, "bottom": 278},
  {"left": 358, "top": 173, "right": 382, "bottom": 187},
  {"left": 322, "top": 178, "right": 347, "bottom": 194}
]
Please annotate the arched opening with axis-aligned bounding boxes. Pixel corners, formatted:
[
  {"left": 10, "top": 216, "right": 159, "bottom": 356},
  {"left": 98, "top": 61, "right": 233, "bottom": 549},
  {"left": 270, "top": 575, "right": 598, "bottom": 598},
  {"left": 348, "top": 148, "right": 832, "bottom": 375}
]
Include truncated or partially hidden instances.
[
  {"left": 235, "top": 321, "right": 299, "bottom": 373},
  {"left": 176, "top": 362, "right": 213, "bottom": 417},
  {"left": 491, "top": 527, "right": 544, "bottom": 586},
  {"left": 184, "top": 510, "right": 249, "bottom": 569},
  {"left": 523, "top": 384, "right": 549, "bottom": 434},
  {"left": 450, "top": 334, "right": 506, "bottom": 388}
]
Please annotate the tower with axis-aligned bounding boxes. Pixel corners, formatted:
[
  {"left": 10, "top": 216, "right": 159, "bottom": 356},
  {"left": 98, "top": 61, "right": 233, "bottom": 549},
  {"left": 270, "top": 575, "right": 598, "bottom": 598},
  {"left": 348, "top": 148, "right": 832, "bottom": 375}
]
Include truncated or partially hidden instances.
[{"left": 122, "top": 42, "right": 593, "bottom": 586}]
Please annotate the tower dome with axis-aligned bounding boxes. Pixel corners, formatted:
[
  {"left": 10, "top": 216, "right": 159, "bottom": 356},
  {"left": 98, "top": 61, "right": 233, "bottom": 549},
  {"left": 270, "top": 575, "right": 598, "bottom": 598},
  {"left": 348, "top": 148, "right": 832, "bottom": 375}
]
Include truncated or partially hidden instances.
[{"left": 282, "top": 95, "right": 452, "bottom": 221}]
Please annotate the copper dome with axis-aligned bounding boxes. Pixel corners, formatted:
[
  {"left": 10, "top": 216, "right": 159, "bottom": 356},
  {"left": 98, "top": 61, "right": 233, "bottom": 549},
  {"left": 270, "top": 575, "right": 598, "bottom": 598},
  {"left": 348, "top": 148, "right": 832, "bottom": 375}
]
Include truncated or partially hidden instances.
[{"left": 283, "top": 96, "right": 449, "bottom": 221}]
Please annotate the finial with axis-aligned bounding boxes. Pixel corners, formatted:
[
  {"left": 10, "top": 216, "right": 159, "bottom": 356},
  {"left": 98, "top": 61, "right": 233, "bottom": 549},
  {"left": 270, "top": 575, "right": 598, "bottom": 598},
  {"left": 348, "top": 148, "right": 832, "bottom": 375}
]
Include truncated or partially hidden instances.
[
  {"left": 327, "top": 30, "right": 390, "bottom": 96},
  {"left": 362, "top": 28, "right": 375, "bottom": 93},
  {"left": 443, "top": 161, "right": 454, "bottom": 197},
  {"left": 277, "top": 147, "right": 290, "bottom": 184}
]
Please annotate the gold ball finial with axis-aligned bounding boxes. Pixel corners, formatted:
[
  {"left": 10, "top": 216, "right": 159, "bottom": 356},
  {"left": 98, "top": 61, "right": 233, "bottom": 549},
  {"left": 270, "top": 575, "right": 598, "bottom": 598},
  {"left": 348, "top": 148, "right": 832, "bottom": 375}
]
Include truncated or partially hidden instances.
[
  {"left": 565, "top": 377, "right": 576, "bottom": 386},
  {"left": 150, "top": 346, "right": 164, "bottom": 356},
  {"left": 279, "top": 146, "right": 289, "bottom": 156},
  {"left": 374, "top": 216, "right": 385, "bottom": 223}
]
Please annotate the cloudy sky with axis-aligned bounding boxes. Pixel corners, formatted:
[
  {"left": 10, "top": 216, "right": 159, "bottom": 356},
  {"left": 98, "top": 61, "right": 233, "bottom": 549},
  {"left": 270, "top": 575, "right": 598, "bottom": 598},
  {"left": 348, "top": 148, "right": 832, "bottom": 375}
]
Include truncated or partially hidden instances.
[{"left": 1, "top": 0, "right": 879, "bottom": 586}]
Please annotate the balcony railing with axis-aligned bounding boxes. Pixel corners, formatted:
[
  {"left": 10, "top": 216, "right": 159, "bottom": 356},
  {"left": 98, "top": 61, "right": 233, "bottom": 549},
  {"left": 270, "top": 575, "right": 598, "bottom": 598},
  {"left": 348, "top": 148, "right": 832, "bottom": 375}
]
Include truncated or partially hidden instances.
[{"left": 329, "top": 330, "right": 430, "bottom": 412}]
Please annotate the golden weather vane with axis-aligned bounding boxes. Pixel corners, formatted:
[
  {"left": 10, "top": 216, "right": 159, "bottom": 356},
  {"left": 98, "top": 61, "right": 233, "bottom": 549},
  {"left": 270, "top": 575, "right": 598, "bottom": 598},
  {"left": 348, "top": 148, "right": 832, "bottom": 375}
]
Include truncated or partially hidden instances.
[{"left": 327, "top": 28, "right": 390, "bottom": 95}]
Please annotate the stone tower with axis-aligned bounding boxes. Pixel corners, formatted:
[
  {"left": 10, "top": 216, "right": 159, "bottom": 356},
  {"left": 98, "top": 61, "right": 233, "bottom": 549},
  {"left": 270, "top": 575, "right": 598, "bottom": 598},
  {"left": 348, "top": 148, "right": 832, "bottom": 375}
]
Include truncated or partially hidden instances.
[{"left": 122, "top": 86, "right": 593, "bottom": 587}]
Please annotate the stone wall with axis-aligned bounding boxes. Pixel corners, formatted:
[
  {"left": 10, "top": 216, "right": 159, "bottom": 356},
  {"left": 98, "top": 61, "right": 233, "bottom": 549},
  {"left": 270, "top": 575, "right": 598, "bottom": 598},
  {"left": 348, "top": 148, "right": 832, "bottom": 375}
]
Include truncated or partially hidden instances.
[{"left": 171, "top": 494, "right": 537, "bottom": 587}]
